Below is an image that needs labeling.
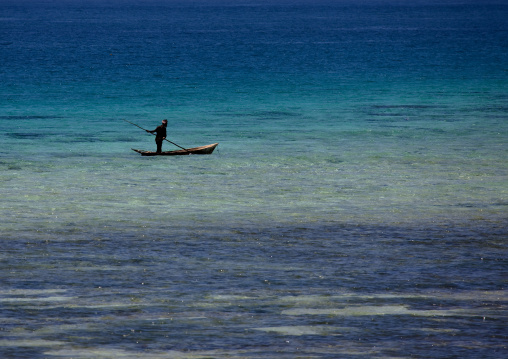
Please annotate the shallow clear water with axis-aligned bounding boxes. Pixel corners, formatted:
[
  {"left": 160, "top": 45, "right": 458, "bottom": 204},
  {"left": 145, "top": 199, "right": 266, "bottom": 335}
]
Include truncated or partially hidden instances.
[{"left": 1, "top": 0, "right": 507, "bottom": 358}]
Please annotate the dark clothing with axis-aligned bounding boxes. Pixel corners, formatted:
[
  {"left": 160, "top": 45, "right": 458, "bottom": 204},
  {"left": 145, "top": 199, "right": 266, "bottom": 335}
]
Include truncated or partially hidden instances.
[
  {"left": 152, "top": 125, "right": 167, "bottom": 141},
  {"left": 151, "top": 124, "right": 167, "bottom": 153},
  {"left": 156, "top": 140, "right": 163, "bottom": 154}
]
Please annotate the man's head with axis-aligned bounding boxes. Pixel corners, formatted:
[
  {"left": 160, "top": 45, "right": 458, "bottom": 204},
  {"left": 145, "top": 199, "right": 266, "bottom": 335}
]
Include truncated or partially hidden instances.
[{"left": 162, "top": 119, "right": 168, "bottom": 126}]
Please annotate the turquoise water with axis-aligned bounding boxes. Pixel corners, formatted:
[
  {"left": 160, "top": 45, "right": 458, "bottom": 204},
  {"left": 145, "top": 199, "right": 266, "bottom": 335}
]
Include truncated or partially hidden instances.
[{"left": 1, "top": 1, "right": 507, "bottom": 358}]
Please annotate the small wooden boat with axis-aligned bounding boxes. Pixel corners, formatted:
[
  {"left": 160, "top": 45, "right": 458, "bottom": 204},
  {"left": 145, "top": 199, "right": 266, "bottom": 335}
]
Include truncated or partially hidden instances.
[{"left": 132, "top": 143, "right": 218, "bottom": 156}]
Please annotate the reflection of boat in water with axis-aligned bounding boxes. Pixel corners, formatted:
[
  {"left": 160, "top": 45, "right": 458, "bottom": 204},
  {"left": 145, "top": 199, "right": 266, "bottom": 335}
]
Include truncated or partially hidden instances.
[{"left": 131, "top": 143, "right": 219, "bottom": 156}]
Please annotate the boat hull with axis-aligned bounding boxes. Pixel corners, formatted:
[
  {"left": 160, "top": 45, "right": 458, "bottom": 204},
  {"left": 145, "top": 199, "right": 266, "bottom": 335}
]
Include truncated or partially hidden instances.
[{"left": 132, "top": 143, "right": 218, "bottom": 156}]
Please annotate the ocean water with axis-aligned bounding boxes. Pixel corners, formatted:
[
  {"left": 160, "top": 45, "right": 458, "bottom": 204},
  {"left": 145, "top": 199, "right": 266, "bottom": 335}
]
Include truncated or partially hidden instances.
[{"left": 1, "top": 0, "right": 507, "bottom": 358}]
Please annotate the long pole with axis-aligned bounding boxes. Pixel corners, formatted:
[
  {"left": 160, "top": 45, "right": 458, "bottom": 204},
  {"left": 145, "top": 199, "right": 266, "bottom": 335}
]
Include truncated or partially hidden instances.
[{"left": 123, "top": 119, "right": 190, "bottom": 152}]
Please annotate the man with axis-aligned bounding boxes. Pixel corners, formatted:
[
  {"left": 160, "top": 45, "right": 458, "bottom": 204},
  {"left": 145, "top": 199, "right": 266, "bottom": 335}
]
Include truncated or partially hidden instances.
[{"left": 147, "top": 119, "right": 167, "bottom": 153}]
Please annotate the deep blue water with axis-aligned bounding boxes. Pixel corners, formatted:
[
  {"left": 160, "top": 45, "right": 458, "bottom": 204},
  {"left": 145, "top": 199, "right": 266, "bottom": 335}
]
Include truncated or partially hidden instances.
[{"left": 1, "top": 1, "right": 507, "bottom": 358}]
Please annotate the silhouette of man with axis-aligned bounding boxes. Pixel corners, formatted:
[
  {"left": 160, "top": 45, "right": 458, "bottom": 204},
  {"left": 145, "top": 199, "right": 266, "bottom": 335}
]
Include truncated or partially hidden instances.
[{"left": 147, "top": 119, "right": 167, "bottom": 153}]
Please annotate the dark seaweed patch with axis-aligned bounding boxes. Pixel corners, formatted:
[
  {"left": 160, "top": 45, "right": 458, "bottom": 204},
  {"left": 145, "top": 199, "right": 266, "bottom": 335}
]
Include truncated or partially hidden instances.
[
  {"left": 253, "top": 111, "right": 301, "bottom": 119},
  {"left": 367, "top": 112, "right": 407, "bottom": 117},
  {"left": 211, "top": 112, "right": 240, "bottom": 117},
  {"left": 218, "top": 110, "right": 302, "bottom": 119},
  {"left": 58, "top": 136, "right": 98, "bottom": 143},
  {"left": 471, "top": 106, "right": 508, "bottom": 112},
  {"left": 371, "top": 105, "right": 440, "bottom": 109},
  {"left": 6, "top": 133, "right": 47, "bottom": 139},
  {"left": 0, "top": 161, "right": 23, "bottom": 170},
  {"left": 0, "top": 115, "right": 64, "bottom": 120}
]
